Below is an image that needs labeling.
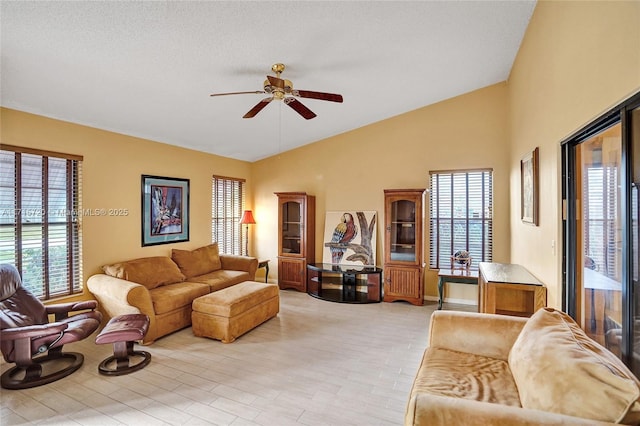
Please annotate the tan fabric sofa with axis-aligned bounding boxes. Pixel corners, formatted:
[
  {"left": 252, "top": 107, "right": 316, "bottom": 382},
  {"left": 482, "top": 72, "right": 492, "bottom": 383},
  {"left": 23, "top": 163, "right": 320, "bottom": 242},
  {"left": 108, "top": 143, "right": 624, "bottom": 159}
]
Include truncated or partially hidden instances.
[
  {"left": 87, "top": 244, "right": 258, "bottom": 344},
  {"left": 405, "top": 308, "right": 640, "bottom": 426}
]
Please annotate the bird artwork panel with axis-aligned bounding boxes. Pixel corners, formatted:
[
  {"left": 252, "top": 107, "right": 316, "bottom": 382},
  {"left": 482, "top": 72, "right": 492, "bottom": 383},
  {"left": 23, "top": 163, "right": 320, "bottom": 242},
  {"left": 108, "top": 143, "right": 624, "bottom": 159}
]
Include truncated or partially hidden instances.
[{"left": 322, "top": 211, "right": 377, "bottom": 266}]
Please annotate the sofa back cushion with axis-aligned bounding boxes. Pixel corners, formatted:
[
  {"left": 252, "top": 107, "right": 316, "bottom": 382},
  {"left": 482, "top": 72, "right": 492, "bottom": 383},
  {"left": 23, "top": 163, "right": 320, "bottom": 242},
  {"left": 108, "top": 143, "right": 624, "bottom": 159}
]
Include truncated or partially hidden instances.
[
  {"left": 103, "top": 256, "right": 185, "bottom": 290},
  {"left": 509, "top": 307, "right": 640, "bottom": 424},
  {"left": 171, "top": 243, "right": 222, "bottom": 279}
]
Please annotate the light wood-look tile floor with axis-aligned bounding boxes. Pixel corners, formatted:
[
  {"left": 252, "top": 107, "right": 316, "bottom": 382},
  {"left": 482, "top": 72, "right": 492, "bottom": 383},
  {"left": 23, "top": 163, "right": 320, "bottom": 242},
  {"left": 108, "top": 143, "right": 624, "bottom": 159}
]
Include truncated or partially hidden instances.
[{"left": 1, "top": 291, "right": 475, "bottom": 426}]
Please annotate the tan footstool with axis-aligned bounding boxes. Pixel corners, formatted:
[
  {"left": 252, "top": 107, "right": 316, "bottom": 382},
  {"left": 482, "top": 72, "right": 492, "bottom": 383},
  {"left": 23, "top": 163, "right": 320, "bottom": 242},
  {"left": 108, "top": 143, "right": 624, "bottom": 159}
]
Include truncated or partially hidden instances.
[{"left": 191, "top": 281, "right": 279, "bottom": 343}]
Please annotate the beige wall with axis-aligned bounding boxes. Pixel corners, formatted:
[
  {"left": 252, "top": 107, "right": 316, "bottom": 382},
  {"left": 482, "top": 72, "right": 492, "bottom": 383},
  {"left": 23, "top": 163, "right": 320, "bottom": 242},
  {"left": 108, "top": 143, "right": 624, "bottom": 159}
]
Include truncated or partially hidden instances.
[
  {"left": 252, "top": 83, "right": 511, "bottom": 301},
  {"left": 1, "top": 108, "right": 251, "bottom": 299},
  {"left": 508, "top": 0, "right": 640, "bottom": 309}
]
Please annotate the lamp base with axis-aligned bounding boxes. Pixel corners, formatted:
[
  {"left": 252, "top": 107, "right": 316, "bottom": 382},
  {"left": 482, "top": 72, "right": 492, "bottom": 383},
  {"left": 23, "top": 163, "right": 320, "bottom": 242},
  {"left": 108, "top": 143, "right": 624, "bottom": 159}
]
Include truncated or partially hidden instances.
[{"left": 244, "top": 225, "right": 250, "bottom": 257}]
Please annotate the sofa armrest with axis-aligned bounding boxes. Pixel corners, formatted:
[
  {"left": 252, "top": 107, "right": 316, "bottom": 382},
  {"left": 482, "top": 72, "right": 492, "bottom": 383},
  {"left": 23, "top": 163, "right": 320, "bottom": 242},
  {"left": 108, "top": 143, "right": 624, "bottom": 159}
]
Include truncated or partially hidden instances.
[
  {"left": 220, "top": 255, "right": 258, "bottom": 280},
  {"left": 428, "top": 310, "right": 527, "bottom": 360},
  {"left": 406, "top": 393, "right": 616, "bottom": 426},
  {"left": 86, "top": 274, "right": 158, "bottom": 343}
]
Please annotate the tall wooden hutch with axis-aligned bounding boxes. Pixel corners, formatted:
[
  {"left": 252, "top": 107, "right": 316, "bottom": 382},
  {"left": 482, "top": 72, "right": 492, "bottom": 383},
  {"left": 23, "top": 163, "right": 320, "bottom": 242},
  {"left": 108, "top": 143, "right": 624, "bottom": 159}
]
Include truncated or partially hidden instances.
[
  {"left": 275, "top": 192, "right": 315, "bottom": 292},
  {"left": 383, "top": 189, "right": 426, "bottom": 305}
]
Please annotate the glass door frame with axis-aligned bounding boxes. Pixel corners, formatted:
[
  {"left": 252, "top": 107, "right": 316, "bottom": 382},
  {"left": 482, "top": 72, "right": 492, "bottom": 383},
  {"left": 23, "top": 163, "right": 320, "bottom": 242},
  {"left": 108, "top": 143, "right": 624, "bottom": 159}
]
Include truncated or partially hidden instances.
[{"left": 562, "top": 91, "right": 640, "bottom": 370}]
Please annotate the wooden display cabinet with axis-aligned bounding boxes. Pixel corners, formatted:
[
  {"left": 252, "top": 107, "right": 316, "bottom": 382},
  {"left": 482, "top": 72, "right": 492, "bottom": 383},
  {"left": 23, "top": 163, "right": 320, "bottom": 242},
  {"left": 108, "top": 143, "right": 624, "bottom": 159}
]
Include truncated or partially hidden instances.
[
  {"left": 275, "top": 192, "right": 315, "bottom": 292},
  {"left": 383, "top": 189, "right": 426, "bottom": 305}
]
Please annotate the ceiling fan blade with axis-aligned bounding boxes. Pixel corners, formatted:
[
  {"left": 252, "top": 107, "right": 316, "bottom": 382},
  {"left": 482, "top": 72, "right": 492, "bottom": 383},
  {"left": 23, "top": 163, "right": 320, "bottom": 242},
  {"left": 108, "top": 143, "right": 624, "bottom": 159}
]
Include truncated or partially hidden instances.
[
  {"left": 210, "top": 90, "right": 265, "bottom": 97},
  {"left": 293, "top": 89, "right": 343, "bottom": 103},
  {"left": 243, "top": 97, "right": 273, "bottom": 118},
  {"left": 284, "top": 98, "right": 317, "bottom": 120},
  {"left": 267, "top": 75, "right": 285, "bottom": 90}
]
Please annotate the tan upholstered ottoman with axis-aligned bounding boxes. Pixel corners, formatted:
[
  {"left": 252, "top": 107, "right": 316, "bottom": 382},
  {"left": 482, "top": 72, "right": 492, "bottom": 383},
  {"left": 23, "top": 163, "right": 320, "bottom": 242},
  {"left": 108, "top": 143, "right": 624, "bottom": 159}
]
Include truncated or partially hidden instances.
[{"left": 191, "top": 281, "right": 279, "bottom": 343}]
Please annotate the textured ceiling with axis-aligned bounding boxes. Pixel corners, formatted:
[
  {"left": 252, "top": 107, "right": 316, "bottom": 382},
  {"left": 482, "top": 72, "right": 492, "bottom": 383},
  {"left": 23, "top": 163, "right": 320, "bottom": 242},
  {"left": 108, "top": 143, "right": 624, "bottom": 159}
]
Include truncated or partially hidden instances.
[{"left": 1, "top": 1, "right": 536, "bottom": 162}]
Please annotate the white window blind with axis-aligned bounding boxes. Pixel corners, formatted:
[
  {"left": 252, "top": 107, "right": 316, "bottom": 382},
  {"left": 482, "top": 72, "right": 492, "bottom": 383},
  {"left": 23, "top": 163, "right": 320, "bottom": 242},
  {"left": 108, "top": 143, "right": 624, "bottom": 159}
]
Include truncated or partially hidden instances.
[
  {"left": 211, "top": 175, "right": 245, "bottom": 255},
  {"left": 584, "top": 166, "right": 619, "bottom": 280},
  {"left": 0, "top": 146, "right": 83, "bottom": 300},
  {"left": 429, "top": 169, "right": 493, "bottom": 269}
]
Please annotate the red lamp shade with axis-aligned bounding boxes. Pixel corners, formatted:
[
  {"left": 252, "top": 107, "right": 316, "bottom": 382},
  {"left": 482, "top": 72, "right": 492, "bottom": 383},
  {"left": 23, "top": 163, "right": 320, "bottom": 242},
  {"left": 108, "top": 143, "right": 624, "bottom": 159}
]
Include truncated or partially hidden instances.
[{"left": 240, "top": 210, "right": 256, "bottom": 225}]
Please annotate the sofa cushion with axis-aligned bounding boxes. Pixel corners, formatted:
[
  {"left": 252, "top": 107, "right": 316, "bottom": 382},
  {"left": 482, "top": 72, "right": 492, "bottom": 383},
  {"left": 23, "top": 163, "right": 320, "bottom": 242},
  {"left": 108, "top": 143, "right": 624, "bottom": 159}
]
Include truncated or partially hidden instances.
[
  {"left": 188, "top": 269, "right": 251, "bottom": 292},
  {"left": 103, "top": 256, "right": 185, "bottom": 290},
  {"left": 149, "top": 281, "right": 210, "bottom": 315},
  {"left": 509, "top": 307, "right": 640, "bottom": 424},
  {"left": 171, "top": 243, "right": 222, "bottom": 279},
  {"left": 411, "top": 347, "right": 521, "bottom": 407}
]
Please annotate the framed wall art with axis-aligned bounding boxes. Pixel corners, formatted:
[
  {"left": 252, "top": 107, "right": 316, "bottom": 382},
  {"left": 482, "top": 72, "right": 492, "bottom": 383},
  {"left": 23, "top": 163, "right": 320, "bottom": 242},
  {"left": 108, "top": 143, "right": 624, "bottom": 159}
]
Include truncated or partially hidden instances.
[
  {"left": 322, "top": 210, "right": 377, "bottom": 266},
  {"left": 141, "top": 175, "right": 190, "bottom": 246},
  {"left": 521, "top": 147, "right": 539, "bottom": 225}
]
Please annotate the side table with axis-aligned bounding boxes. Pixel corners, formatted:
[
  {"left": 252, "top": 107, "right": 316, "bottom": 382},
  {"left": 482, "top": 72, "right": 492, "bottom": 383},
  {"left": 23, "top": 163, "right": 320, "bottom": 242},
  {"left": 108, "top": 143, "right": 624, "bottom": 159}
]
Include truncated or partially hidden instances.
[
  {"left": 258, "top": 260, "right": 270, "bottom": 283},
  {"left": 478, "top": 262, "right": 546, "bottom": 317},
  {"left": 437, "top": 268, "right": 479, "bottom": 309}
]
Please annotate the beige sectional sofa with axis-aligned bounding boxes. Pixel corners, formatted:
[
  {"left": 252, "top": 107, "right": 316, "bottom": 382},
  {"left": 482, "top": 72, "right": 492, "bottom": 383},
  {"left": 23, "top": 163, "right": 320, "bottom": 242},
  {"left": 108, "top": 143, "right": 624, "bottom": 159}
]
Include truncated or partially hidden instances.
[
  {"left": 405, "top": 308, "right": 640, "bottom": 425},
  {"left": 87, "top": 243, "right": 257, "bottom": 344}
]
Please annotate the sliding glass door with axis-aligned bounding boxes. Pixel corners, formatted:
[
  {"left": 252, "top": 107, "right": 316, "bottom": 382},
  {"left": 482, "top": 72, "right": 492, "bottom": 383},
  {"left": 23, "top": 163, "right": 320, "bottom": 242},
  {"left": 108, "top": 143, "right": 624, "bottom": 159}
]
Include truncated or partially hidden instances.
[
  {"left": 630, "top": 105, "right": 640, "bottom": 375},
  {"left": 563, "top": 93, "right": 640, "bottom": 374},
  {"left": 574, "top": 124, "right": 622, "bottom": 355}
]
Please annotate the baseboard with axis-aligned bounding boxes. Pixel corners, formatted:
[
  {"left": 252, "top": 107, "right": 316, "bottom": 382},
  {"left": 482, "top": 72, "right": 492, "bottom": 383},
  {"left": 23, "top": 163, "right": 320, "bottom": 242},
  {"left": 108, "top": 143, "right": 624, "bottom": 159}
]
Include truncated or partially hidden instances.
[{"left": 424, "top": 295, "right": 477, "bottom": 306}]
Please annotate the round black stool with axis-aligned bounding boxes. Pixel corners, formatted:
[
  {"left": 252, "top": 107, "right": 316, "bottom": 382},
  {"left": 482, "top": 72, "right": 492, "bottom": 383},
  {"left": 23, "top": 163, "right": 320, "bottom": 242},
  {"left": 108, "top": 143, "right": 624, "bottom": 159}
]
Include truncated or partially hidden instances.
[{"left": 95, "top": 314, "right": 151, "bottom": 376}]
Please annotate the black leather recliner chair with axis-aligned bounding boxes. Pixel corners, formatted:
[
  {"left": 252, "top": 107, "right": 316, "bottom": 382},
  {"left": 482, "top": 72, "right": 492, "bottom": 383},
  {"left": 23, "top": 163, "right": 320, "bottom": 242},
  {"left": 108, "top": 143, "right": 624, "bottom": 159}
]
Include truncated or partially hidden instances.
[{"left": 0, "top": 264, "right": 102, "bottom": 389}]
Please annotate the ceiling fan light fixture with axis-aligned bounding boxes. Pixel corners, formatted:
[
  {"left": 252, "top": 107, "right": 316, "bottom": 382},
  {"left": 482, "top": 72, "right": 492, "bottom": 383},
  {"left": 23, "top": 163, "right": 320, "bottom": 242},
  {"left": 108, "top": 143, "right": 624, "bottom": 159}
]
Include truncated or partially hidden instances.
[{"left": 210, "top": 62, "right": 343, "bottom": 119}]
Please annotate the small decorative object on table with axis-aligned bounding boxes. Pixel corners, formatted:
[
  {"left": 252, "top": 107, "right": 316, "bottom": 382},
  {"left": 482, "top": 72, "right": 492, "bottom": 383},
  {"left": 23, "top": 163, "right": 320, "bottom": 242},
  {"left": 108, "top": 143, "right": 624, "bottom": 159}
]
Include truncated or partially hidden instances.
[{"left": 451, "top": 250, "right": 472, "bottom": 268}]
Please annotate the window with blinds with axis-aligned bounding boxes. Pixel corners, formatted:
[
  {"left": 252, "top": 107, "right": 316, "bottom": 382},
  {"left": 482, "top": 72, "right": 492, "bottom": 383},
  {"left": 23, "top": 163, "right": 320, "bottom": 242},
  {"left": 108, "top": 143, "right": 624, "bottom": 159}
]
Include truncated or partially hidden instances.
[
  {"left": 211, "top": 175, "right": 245, "bottom": 255},
  {"left": 429, "top": 169, "right": 493, "bottom": 269},
  {"left": 584, "top": 165, "right": 619, "bottom": 280},
  {"left": 0, "top": 146, "right": 83, "bottom": 300}
]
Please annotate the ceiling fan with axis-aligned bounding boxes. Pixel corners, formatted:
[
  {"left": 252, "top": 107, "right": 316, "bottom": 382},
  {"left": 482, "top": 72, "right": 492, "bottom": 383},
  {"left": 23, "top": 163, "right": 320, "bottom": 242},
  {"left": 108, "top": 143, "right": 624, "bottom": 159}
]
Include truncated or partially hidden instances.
[{"left": 210, "top": 63, "right": 343, "bottom": 120}]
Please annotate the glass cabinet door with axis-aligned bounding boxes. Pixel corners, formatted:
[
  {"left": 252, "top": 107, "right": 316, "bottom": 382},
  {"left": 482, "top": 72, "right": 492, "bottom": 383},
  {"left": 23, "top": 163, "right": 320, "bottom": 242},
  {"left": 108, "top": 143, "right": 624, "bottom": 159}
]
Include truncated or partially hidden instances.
[
  {"left": 389, "top": 199, "right": 417, "bottom": 262},
  {"left": 281, "top": 201, "right": 302, "bottom": 255}
]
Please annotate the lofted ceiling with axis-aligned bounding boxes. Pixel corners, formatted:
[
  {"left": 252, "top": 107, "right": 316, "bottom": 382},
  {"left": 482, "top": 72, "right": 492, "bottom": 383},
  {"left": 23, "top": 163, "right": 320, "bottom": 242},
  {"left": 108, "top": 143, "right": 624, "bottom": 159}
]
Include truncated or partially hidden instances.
[{"left": 1, "top": 1, "right": 536, "bottom": 162}]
